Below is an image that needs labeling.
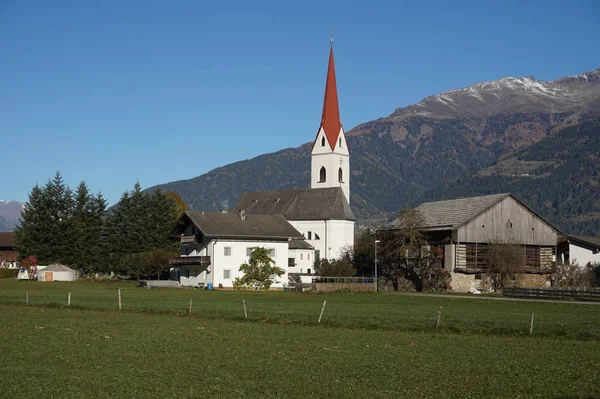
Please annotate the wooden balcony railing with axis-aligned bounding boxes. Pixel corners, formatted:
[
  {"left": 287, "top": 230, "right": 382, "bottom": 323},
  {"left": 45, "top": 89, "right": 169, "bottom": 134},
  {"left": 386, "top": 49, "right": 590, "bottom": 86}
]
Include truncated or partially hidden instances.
[{"left": 169, "top": 256, "right": 211, "bottom": 266}]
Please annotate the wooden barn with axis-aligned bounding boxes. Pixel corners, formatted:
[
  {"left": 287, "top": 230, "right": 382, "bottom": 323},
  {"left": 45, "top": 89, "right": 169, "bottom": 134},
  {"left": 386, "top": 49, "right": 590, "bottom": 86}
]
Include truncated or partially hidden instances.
[{"left": 389, "top": 193, "right": 561, "bottom": 292}]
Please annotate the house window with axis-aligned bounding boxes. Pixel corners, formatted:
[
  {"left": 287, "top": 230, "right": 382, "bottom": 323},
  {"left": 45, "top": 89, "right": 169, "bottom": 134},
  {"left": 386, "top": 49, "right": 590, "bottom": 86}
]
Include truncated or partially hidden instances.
[
  {"left": 338, "top": 168, "right": 343, "bottom": 183},
  {"left": 307, "top": 268, "right": 312, "bottom": 274},
  {"left": 224, "top": 247, "right": 232, "bottom": 256},
  {"left": 321, "top": 137, "right": 326, "bottom": 147},
  {"left": 246, "top": 247, "right": 253, "bottom": 257},
  {"left": 319, "top": 167, "right": 326, "bottom": 183},
  {"left": 308, "top": 253, "right": 311, "bottom": 261},
  {"left": 307, "top": 231, "right": 312, "bottom": 240},
  {"left": 268, "top": 248, "right": 276, "bottom": 257},
  {"left": 314, "top": 233, "right": 320, "bottom": 240},
  {"left": 300, "top": 254, "right": 303, "bottom": 260},
  {"left": 223, "top": 269, "right": 231, "bottom": 279}
]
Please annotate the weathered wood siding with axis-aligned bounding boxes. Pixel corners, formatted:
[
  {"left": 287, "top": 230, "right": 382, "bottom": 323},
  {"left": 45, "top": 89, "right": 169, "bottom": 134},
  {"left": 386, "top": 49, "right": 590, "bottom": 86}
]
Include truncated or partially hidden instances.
[{"left": 455, "top": 196, "right": 558, "bottom": 245}]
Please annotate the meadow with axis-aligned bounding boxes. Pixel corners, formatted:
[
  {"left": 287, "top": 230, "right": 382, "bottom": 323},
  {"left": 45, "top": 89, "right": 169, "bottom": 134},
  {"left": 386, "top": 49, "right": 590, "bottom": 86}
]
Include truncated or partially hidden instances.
[{"left": 1, "top": 280, "right": 599, "bottom": 398}]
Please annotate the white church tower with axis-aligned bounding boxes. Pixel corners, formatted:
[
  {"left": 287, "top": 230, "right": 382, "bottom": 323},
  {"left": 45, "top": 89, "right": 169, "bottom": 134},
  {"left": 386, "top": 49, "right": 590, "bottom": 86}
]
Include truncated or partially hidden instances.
[{"left": 311, "top": 40, "right": 350, "bottom": 203}]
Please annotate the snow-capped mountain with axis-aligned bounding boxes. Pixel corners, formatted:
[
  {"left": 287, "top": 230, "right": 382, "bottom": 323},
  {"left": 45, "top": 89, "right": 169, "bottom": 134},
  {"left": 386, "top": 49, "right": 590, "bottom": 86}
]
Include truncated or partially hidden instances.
[
  {"left": 393, "top": 68, "right": 600, "bottom": 120},
  {"left": 0, "top": 200, "right": 25, "bottom": 232}
]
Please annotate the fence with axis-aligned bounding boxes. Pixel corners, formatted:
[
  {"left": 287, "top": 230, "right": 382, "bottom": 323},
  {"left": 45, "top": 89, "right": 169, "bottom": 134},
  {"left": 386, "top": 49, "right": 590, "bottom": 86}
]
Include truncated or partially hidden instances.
[
  {"left": 313, "top": 277, "right": 376, "bottom": 292},
  {"left": 503, "top": 287, "right": 600, "bottom": 302}
]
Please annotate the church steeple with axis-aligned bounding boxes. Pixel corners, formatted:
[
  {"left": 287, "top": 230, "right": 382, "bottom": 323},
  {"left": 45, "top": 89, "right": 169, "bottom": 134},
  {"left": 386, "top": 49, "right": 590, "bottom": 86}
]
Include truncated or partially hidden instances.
[
  {"left": 311, "top": 37, "right": 350, "bottom": 203},
  {"left": 320, "top": 44, "right": 342, "bottom": 151}
]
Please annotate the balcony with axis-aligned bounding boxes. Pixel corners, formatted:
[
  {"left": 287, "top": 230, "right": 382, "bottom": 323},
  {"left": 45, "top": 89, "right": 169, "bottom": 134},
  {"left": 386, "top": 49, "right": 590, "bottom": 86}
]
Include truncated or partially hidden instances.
[
  {"left": 169, "top": 256, "right": 211, "bottom": 267},
  {"left": 180, "top": 235, "right": 198, "bottom": 244}
]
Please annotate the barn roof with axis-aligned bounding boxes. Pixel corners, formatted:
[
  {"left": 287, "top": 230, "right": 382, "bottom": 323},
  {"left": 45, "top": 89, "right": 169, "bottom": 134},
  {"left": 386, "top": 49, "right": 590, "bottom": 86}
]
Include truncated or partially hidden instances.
[
  {"left": 173, "top": 212, "right": 304, "bottom": 241},
  {"left": 390, "top": 193, "right": 560, "bottom": 233},
  {"left": 233, "top": 187, "right": 355, "bottom": 221}
]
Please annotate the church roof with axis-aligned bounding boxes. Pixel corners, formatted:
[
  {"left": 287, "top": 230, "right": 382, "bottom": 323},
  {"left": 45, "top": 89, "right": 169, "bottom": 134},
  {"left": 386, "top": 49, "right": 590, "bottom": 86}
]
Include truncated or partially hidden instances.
[
  {"left": 233, "top": 187, "right": 356, "bottom": 221},
  {"left": 317, "top": 44, "right": 343, "bottom": 151},
  {"left": 176, "top": 212, "right": 304, "bottom": 241}
]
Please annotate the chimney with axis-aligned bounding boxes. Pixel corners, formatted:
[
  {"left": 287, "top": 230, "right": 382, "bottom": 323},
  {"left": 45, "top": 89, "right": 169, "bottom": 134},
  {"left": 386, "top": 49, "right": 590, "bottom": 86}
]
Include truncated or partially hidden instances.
[{"left": 239, "top": 209, "right": 246, "bottom": 221}]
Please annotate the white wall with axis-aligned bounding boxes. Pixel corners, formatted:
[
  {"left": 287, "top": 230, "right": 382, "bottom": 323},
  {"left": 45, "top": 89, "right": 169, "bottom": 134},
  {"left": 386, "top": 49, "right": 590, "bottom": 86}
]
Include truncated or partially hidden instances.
[
  {"left": 569, "top": 243, "right": 600, "bottom": 267},
  {"left": 288, "top": 248, "right": 314, "bottom": 274},
  {"left": 211, "top": 240, "right": 289, "bottom": 289},
  {"left": 310, "top": 126, "right": 350, "bottom": 203},
  {"left": 288, "top": 220, "right": 354, "bottom": 260}
]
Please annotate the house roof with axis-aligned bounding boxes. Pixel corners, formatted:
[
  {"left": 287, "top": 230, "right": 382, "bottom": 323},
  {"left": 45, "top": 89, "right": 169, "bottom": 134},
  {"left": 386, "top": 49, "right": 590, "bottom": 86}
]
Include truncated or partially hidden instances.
[
  {"left": 289, "top": 239, "right": 314, "bottom": 250},
  {"left": 560, "top": 235, "right": 600, "bottom": 250},
  {"left": 390, "top": 193, "right": 560, "bottom": 233},
  {"left": 0, "top": 232, "right": 15, "bottom": 248},
  {"left": 176, "top": 212, "right": 304, "bottom": 240},
  {"left": 44, "top": 263, "right": 76, "bottom": 272},
  {"left": 233, "top": 187, "right": 356, "bottom": 221},
  {"left": 317, "top": 44, "right": 343, "bottom": 151}
]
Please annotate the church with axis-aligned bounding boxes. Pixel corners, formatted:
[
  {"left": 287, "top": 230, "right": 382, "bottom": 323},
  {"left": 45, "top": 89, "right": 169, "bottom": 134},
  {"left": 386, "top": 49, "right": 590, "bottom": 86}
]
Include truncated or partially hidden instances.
[{"left": 169, "top": 41, "right": 355, "bottom": 288}]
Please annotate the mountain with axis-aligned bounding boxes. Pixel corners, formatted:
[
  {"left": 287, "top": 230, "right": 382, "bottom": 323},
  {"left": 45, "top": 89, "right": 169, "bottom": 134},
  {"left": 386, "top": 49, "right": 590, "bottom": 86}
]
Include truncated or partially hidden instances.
[
  {"left": 148, "top": 67, "right": 600, "bottom": 232},
  {"left": 416, "top": 119, "right": 600, "bottom": 235},
  {"left": 0, "top": 200, "right": 25, "bottom": 232}
]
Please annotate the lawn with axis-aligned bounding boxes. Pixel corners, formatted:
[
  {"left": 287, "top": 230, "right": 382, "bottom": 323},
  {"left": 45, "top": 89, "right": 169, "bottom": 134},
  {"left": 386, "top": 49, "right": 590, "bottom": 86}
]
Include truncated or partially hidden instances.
[
  {"left": 1, "top": 304, "right": 599, "bottom": 398},
  {"left": 0, "top": 280, "right": 599, "bottom": 340}
]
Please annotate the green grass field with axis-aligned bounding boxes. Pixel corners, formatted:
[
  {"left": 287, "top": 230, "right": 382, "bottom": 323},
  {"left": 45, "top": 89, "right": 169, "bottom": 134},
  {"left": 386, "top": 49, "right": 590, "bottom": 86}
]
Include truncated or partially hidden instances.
[{"left": 1, "top": 280, "right": 599, "bottom": 398}]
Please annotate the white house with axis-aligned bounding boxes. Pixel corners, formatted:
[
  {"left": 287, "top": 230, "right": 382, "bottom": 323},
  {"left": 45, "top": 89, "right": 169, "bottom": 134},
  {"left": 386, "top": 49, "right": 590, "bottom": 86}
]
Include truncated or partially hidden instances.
[
  {"left": 233, "top": 42, "right": 355, "bottom": 263},
  {"left": 169, "top": 211, "right": 309, "bottom": 289},
  {"left": 558, "top": 235, "right": 600, "bottom": 267}
]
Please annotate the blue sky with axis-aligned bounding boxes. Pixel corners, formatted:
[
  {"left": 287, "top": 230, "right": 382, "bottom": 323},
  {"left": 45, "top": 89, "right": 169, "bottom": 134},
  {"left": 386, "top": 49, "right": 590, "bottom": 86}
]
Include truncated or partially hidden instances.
[{"left": 1, "top": 0, "right": 599, "bottom": 205}]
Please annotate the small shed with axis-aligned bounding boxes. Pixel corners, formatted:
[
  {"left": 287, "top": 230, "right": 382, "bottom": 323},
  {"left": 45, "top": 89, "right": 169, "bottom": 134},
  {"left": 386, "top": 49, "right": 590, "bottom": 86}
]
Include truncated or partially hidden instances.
[{"left": 37, "top": 263, "right": 77, "bottom": 282}]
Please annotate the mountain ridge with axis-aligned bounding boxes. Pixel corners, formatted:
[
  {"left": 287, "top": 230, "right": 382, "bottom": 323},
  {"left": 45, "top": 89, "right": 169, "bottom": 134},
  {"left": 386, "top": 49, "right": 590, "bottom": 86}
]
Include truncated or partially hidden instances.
[{"left": 146, "top": 66, "right": 600, "bottom": 234}]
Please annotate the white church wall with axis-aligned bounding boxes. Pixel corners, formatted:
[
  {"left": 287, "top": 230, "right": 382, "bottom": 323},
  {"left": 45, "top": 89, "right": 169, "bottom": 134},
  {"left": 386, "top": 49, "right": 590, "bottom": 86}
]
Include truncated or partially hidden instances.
[{"left": 288, "top": 220, "right": 354, "bottom": 261}]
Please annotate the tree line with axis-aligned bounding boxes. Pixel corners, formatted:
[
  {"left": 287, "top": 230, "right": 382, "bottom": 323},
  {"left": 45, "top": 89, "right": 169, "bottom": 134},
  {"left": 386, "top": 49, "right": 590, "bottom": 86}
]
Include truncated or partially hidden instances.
[{"left": 14, "top": 172, "right": 183, "bottom": 278}]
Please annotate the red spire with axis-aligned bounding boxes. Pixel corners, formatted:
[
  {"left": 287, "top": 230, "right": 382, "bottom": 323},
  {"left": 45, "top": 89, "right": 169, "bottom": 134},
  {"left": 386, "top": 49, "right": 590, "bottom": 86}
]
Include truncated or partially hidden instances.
[{"left": 319, "top": 44, "right": 342, "bottom": 150}]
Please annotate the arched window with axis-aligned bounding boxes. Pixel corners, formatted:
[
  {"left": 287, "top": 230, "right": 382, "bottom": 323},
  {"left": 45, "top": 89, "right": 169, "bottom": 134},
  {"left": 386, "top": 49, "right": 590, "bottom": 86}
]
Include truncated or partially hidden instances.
[
  {"left": 339, "top": 137, "right": 342, "bottom": 147},
  {"left": 338, "top": 168, "right": 343, "bottom": 183},
  {"left": 321, "top": 137, "right": 326, "bottom": 147},
  {"left": 319, "top": 167, "right": 326, "bottom": 183},
  {"left": 314, "top": 233, "right": 320, "bottom": 240}
]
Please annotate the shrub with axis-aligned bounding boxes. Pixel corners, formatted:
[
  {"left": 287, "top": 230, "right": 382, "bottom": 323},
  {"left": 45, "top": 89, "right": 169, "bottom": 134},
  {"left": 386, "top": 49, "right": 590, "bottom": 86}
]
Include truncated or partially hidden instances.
[{"left": 0, "top": 269, "right": 19, "bottom": 279}]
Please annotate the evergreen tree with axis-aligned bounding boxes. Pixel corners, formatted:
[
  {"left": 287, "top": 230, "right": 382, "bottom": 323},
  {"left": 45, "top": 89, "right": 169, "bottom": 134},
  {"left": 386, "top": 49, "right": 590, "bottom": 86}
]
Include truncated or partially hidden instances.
[{"left": 14, "top": 185, "right": 49, "bottom": 261}]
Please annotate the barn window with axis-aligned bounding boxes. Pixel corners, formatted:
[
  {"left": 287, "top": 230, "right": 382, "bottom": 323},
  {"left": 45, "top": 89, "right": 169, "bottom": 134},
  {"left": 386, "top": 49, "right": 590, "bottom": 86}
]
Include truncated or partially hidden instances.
[
  {"left": 319, "top": 167, "right": 326, "bottom": 183},
  {"left": 338, "top": 168, "right": 343, "bottom": 183}
]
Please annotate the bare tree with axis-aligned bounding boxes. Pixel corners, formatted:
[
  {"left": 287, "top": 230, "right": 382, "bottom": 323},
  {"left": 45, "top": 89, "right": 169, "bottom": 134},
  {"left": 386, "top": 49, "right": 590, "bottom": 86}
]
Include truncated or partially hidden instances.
[
  {"left": 377, "top": 206, "right": 448, "bottom": 291},
  {"left": 485, "top": 241, "right": 524, "bottom": 291}
]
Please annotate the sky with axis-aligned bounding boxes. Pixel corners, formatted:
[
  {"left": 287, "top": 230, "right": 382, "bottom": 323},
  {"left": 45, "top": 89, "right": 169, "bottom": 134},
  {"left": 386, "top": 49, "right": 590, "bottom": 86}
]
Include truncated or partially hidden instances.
[{"left": 1, "top": 0, "right": 599, "bottom": 205}]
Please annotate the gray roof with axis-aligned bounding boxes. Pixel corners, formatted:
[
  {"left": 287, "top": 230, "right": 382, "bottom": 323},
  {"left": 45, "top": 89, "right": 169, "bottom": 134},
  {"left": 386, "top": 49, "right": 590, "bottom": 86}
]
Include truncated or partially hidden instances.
[
  {"left": 411, "top": 193, "right": 511, "bottom": 229},
  {"left": 178, "top": 212, "right": 304, "bottom": 240},
  {"left": 233, "top": 187, "right": 356, "bottom": 221},
  {"left": 289, "top": 239, "right": 314, "bottom": 250},
  {"left": 390, "top": 193, "right": 560, "bottom": 233},
  {"left": 44, "top": 263, "right": 76, "bottom": 272},
  {"left": 560, "top": 235, "right": 600, "bottom": 249}
]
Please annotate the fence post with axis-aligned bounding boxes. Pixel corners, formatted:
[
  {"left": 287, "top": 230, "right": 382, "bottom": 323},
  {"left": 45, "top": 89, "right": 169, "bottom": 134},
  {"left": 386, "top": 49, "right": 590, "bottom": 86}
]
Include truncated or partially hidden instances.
[
  {"left": 318, "top": 300, "right": 327, "bottom": 323},
  {"left": 26, "top": 292, "right": 29, "bottom": 305},
  {"left": 242, "top": 299, "right": 248, "bottom": 319},
  {"left": 436, "top": 306, "right": 443, "bottom": 329},
  {"left": 188, "top": 298, "right": 192, "bottom": 315},
  {"left": 68, "top": 292, "right": 71, "bottom": 307},
  {"left": 529, "top": 313, "right": 535, "bottom": 335},
  {"left": 118, "top": 288, "right": 122, "bottom": 311}
]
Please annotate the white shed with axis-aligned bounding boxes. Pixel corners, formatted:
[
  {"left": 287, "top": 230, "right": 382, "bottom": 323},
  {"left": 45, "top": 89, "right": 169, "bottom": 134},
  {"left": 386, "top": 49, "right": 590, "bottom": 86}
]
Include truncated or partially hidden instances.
[{"left": 37, "top": 263, "right": 77, "bottom": 282}]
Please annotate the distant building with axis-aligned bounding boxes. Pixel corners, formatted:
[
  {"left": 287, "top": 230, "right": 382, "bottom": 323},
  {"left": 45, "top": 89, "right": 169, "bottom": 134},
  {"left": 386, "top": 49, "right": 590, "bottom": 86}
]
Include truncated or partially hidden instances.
[
  {"left": 558, "top": 235, "right": 600, "bottom": 267},
  {"left": 0, "top": 232, "right": 18, "bottom": 268},
  {"left": 386, "top": 193, "right": 561, "bottom": 292}
]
